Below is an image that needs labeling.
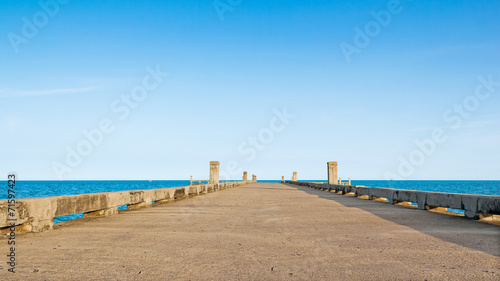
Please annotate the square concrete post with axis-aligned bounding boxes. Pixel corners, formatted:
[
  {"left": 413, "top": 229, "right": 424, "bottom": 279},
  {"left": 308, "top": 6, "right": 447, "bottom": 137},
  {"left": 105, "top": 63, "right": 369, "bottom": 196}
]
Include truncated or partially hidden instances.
[
  {"left": 209, "top": 161, "right": 220, "bottom": 184},
  {"left": 348, "top": 177, "right": 351, "bottom": 185},
  {"left": 243, "top": 171, "right": 248, "bottom": 182},
  {"left": 282, "top": 176, "right": 284, "bottom": 183},
  {"left": 328, "top": 162, "right": 338, "bottom": 185},
  {"left": 292, "top": 171, "right": 297, "bottom": 182},
  {"left": 190, "top": 175, "right": 193, "bottom": 185},
  {"left": 252, "top": 174, "right": 256, "bottom": 182}
]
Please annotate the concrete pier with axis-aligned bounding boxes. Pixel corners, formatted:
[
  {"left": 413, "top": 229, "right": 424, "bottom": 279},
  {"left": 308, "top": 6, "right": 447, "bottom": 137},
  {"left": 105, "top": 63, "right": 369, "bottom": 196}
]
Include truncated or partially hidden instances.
[
  {"left": 2, "top": 182, "right": 498, "bottom": 280},
  {"left": 0, "top": 161, "right": 254, "bottom": 233},
  {"left": 328, "top": 161, "right": 338, "bottom": 185}
]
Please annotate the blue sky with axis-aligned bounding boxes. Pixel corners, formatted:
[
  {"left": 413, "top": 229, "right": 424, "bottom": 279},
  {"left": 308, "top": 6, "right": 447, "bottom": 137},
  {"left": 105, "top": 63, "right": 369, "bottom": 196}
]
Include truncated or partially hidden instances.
[{"left": 1, "top": 0, "right": 499, "bottom": 180}]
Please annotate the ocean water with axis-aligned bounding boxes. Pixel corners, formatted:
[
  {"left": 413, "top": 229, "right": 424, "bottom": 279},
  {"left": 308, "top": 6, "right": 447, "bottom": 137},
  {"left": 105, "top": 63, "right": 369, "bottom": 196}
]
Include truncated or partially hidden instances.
[
  {"left": 1, "top": 180, "right": 498, "bottom": 200},
  {"left": 1, "top": 180, "right": 498, "bottom": 223}
]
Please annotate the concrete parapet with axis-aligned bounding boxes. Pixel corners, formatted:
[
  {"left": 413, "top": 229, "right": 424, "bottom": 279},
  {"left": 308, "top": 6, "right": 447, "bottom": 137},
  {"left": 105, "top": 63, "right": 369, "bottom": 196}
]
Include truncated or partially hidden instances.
[
  {"left": 0, "top": 180, "right": 252, "bottom": 234},
  {"left": 478, "top": 197, "right": 500, "bottom": 214},
  {"left": 286, "top": 181, "right": 500, "bottom": 220}
]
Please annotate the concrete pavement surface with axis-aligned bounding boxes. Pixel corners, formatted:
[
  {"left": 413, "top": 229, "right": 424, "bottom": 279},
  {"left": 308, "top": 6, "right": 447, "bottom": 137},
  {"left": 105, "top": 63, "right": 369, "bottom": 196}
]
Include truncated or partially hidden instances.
[{"left": 1, "top": 182, "right": 499, "bottom": 280}]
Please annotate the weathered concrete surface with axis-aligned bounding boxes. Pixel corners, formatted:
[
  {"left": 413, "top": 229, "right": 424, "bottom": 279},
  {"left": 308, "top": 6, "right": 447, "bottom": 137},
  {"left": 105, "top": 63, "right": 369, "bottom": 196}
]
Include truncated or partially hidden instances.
[
  {"left": 327, "top": 161, "right": 338, "bottom": 185},
  {"left": 209, "top": 161, "right": 220, "bottom": 184},
  {"left": 291, "top": 181, "right": 500, "bottom": 219},
  {"left": 1, "top": 183, "right": 499, "bottom": 280},
  {"left": 1, "top": 182, "right": 251, "bottom": 234}
]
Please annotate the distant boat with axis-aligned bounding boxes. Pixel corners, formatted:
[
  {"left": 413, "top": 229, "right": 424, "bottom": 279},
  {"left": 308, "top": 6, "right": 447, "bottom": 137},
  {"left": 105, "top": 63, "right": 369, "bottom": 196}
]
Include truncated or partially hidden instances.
[{"left": 149, "top": 180, "right": 152, "bottom": 182}]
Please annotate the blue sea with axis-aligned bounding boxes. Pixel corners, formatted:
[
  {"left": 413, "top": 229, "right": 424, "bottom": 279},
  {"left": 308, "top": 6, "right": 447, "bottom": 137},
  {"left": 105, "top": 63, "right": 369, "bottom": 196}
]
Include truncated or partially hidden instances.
[
  {"left": 1, "top": 180, "right": 498, "bottom": 200},
  {"left": 1, "top": 180, "right": 498, "bottom": 223}
]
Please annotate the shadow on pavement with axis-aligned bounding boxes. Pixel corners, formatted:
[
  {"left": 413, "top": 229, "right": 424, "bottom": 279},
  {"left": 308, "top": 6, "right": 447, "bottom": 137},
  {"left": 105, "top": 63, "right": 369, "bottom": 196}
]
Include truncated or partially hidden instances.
[{"left": 282, "top": 183, "right": 500, "bottom": 257}]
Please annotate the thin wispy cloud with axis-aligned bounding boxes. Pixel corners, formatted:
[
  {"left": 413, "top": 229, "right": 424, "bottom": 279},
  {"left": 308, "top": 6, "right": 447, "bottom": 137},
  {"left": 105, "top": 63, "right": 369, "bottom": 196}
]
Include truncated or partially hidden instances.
[{"left": 0, "top": 87, "right": 99, "bottom": 97}]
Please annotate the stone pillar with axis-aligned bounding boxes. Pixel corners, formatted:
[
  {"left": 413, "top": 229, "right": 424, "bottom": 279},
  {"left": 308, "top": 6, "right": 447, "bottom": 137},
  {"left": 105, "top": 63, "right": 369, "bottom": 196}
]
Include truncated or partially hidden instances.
[
  {"left": 348, "top": 177, "right": 351, "bottom": 185},
  {"left": 328, "top": 162, "right": 338, "bottom": 185},
  {"left": 282, "top": 176, "right": 284, "bottom": 182},
  {"left": 190, "top": 175, "right": 193, "bottom": 185},
  {"left": 209, "top": 161, "right": 220, "bottom": 184},
  {"left": 252, "top": 174, "right": 257, "bottom": 182},
  {"left": 293, "top": 172, "right": 297, "bottom": 182},
  {"left": 243, "top": 171, "right": 248, "bottom": 182}
]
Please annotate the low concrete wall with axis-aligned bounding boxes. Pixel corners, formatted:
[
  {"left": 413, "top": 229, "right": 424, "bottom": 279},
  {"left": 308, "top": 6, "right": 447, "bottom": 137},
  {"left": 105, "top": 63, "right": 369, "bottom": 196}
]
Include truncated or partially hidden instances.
[
  {"left": 287, "top": 181, "right": 500, "bottom": 220},
  {"left": 0, "top": 181, "right": 255, "bottom": 233}
]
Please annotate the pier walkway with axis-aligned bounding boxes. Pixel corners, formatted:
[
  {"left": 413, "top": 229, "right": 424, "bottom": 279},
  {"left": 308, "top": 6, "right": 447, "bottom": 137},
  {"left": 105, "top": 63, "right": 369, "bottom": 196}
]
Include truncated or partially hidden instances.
[{"left": 4, "top": 183, "right": 499, "bottom": 280}]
